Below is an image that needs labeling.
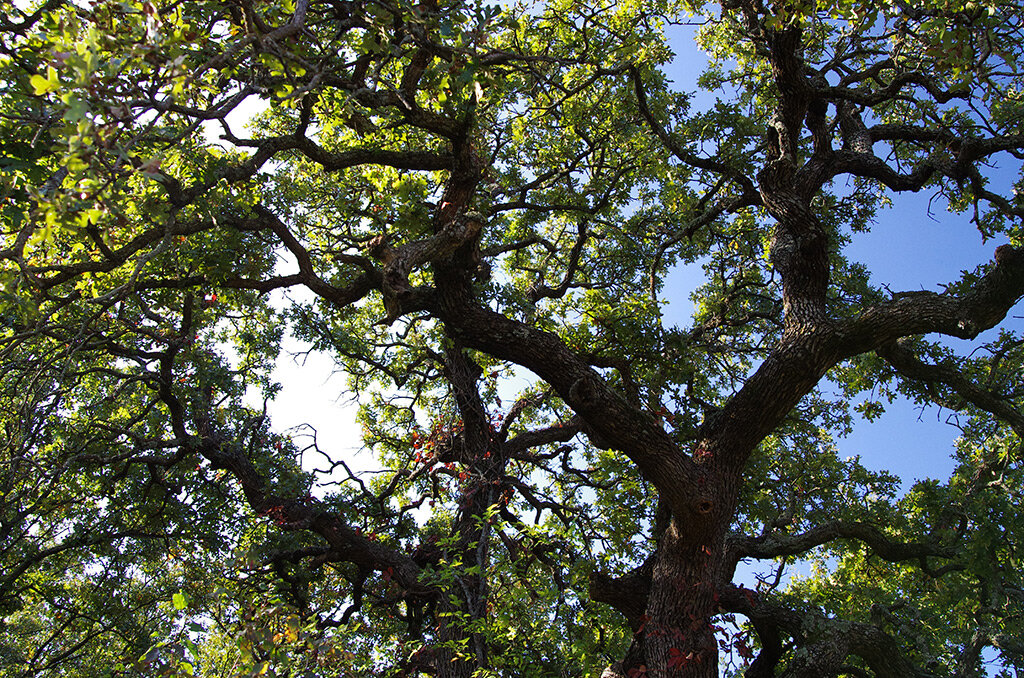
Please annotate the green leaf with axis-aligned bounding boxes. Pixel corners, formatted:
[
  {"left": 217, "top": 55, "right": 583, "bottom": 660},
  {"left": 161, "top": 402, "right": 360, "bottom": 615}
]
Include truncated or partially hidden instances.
[{"left": 30, "top": 67, "right": 60, "bottom": 95}]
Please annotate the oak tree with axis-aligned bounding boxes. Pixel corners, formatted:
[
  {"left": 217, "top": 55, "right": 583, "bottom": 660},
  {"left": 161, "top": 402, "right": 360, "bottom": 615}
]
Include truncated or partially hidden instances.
[{"left": 2, "top": 0, "right": 1024, "bottom": 676}]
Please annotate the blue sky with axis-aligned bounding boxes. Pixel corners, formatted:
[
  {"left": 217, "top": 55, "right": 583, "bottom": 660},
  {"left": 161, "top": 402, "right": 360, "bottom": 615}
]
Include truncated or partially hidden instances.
[{"left": 840, "top": 191, "right": 1015, "bottom": 488}]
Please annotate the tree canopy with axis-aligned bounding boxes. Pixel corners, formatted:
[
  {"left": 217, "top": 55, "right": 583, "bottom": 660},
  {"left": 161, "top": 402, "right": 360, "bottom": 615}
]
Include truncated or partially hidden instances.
[{"left": 2, "top": 0, "right": 1024, "bottom": 676}]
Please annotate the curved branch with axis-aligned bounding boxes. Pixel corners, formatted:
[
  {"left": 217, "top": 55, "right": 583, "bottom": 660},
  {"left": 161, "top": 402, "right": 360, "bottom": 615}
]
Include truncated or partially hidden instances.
[
  {"left": 240, "top": 205, "right": 384, "bottom": 308},
  {"left": 826, "top": 68, "right": 969, "bottom": 107},
  {"left": 226, "top": 132, "right": 454, "bottom": 173},
  {"left": 841, "top": 245, "right": 1024, "bottom": 348},
  {"left": 152, "top": 349, "right": 429, "bottom": 597},
  {"left": 504, "top": 419, "right": 581, "bottom": 455},
  {"left": 878, "top": 339, "right": 1024, "bottom": 438},
  {"left": 629, "top": 65, "right": 758, "bottom": 198},
  {"left": 588, "top": 558, "right": 653, "bottom": 631},
  {"left": 807, "top": 132, "right": 1024, "bottom": 196},
  {"left": 726, "top": 521, "right": 956, "bottom": 566},
  {"left": 717, "top": 585, "right": 937, "bottom": 678},
  {"left": 703, "top": 246, "right": 1024, "bottom": 483},
  {"left": 432, "top": 298, "right": 706, "bottom": 521},
  {"left": 527, "top": 221, "right": 589, "bottom": 303}
]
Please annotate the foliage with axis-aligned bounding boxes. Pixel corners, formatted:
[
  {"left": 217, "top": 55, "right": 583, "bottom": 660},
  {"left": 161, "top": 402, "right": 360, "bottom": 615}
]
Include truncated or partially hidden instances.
[{"left": 2, "top": 0, "right": 1024, "bottom": 676}]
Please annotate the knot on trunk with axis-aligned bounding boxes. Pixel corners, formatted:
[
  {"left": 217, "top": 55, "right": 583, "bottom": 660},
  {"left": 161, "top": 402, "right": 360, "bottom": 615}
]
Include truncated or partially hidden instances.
[
  {"left": 994, "top": 244, "right": 1020, "bottom": 265},
  {"left": 568, "top": 373, "right": 600, "bottom": 407}
]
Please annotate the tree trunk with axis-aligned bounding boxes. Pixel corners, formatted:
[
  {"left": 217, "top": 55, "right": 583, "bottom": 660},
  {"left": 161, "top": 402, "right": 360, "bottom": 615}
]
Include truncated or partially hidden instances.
[{"left": 627, "top": 518, "right": 724, "bottom": 678}]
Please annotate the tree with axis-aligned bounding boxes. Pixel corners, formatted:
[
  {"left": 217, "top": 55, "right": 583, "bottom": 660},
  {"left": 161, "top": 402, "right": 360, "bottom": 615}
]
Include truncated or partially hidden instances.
[{"left": 2, "top": 0, "right": 1024, "bottom": 675}]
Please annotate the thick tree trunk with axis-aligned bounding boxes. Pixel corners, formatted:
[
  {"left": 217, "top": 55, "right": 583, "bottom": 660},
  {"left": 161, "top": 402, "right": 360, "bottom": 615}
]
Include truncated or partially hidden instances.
[
  {"left": 614, "top": 512, "right": 729, "bottom": 678},
  {"left": 643, "top": 524, "right": 722, "bottom": 677}
]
